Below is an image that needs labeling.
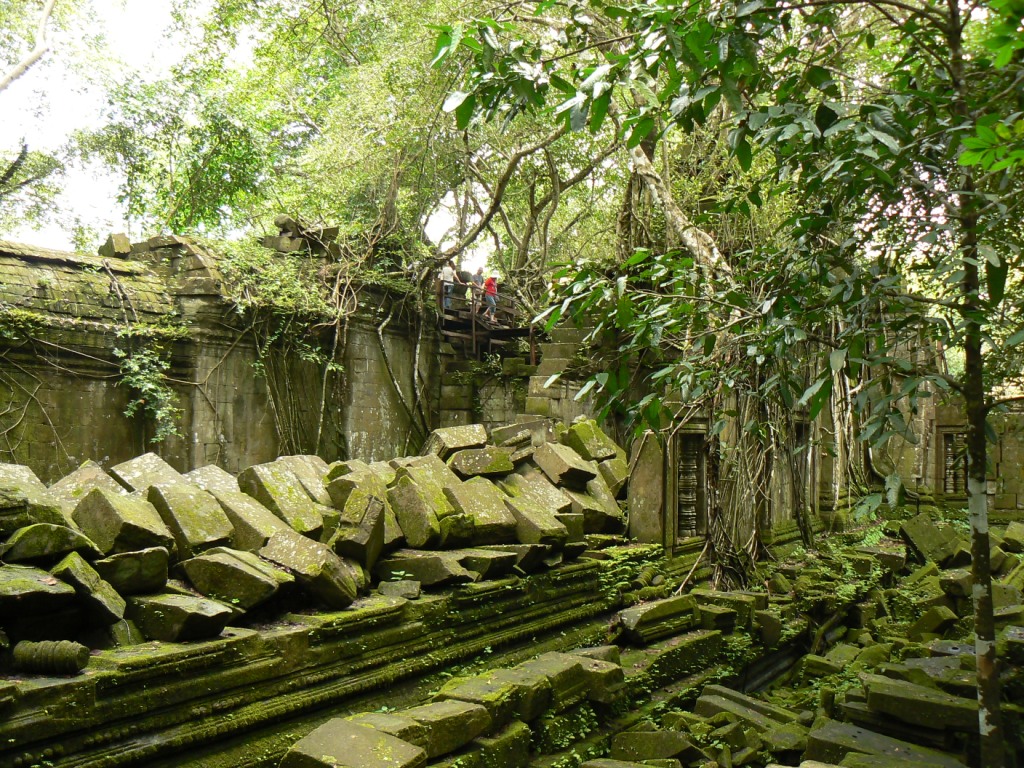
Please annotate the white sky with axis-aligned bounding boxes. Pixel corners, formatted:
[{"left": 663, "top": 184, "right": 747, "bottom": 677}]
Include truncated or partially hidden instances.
[{"left": 0, "top": 0, "right": 183, "bottom": 249}]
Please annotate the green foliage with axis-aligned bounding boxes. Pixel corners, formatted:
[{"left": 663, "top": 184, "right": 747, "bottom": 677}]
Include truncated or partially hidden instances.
[{"left": 113, "top": 341, "right": 183, "bottom": 444}]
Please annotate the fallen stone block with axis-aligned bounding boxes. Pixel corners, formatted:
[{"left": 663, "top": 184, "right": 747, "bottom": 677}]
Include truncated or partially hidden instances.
[
  {"left": 435, "top": 675, "right": 521, "bottom": 727},
  {"left": 804, "top": 719, "right": 966, "bottom": 767},
  {"left": 421, "top": 424, "right": 489, "bottom": 460},
  {"left": 499, "top": 469, "right": 573, "bottom": 517},
  {"left": 444, "top": 477, "right": 517, "bottom": 544},
  {"left": 556, "top": 512, "right": 585, "bottom": 543},
  {"left": 0, "top": 523, "right": 101, "bottom": 564},
  {"left": 92, "top": 546, "right": 169, "bottom": 594},
  {"left": 183, "top": 464, "right": 240, "bottom": 495},
  {"left": 147, "top": 482, "right": 233, "bottom": 559},
  {"left": 447, "top": 447, "right": 514, "bottom": 479},
  {"left": 127, "top": 593, "right": 233, "bottom": 642},
  {"left": 561, "top": 419, "right": 620, "bottom": 462},
  {"left": 281, "top": 718, "right": 427, "bottom": 768},
  {"left": 1004, "top": 521, "right": 1024, "bottom": 553},
  {"left": 378, "top": 579, "right": 420, "bottom": 599},
  {"left": 532, "top": 442, "right": 597, "bottom": 490},
  {"left": 598, "top": 454, "right": 629, "bottom": 498},
  {"left": 109, "top": 452, "right": 184, "bottom": 492},
  {"left": 455, "top": 548, "right": 519, "bottom": 579},
  {"left": 329, "top": 494, "right": 386, "bottom": 570},
  {"left": 0, "top": 464, "right": 72, "bottom": 533},
  {"left": 702, "top": 685, "right": 799, "bottom": 724},
  {"left": 900, "top": 513, "right": 959, "bottom": 565},
  {"left": 0, "top": 564, "right": 77, "bottom": 618},
  {"left": 387, "top": 475, "right": 441, "bottom": 549},
  {"left": 72, "top": 487, "right": 176, "bottom": 556},
  {"left": 478, "top": 543, "right": 551, "bottom": 573},
  {"left": 854, "top": 545, "right": 906, "bottom": 574},
  {"left": 617, "top": 595, "right": 698, "bottom": 644},
  {"left": 374, "top": 550, "right": 477, "bottom": 587},
  {"left": 939, "top": 569, "right": 972, "bottom": 598},
  {"left": 180, "top": 549, "right": 287, "bottom": 610},
  {"left": 802, "top": 654, "right": 843, "bottom": 677},
  {"left": 346, "top": 712, "right": 430, "bottom": 751},
  {"left": 435, "top": 720, "right": 530, "bottom": 768},
  {"left": 909, "top": 605, "right": 958, "bottom": 640},
  {"left": 610, "top": 730, "right": 700, "bottom": 763},
  {"left": 487, "top": 667, "right": 552, "bottom": 721},
  {"left": 209, "top": 488, "right": 290, "bottom": 551},
  {"left": 276, "top": 455, "right": 333, "bottom": 506},
  {"left": 515, "top": 652, "right": 589, "bottom": 711},
  {"left": 50, "top": 552, "right": 125, "bottom": 624},
  {"left": 862, "top": 673, "right": 978, "bottom": 731},
  {"left": 259, "top": 529, "right": 361, "bottom": 608},
  {"left": 48, "top": 460, "right": 126, "bottom": 510},
  {"left": 402, "top": 699, "right": 491, "bottom": 758},
  {"left": 237, "top": 462, "right": 325, "bottom": 537}
]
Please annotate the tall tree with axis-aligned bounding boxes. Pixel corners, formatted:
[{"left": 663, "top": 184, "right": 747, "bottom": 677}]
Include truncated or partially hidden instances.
[{"left": 433, "top": 0, "right": 1024, "bottom": 761}]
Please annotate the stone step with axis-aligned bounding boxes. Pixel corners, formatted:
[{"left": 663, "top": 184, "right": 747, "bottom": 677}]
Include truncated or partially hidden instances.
[
  {"left": 539, "top": 342, "right": 579, "bottom": 359},
  {"left": 536, "top": 359, "right": 569, "bottom": 377},
  {"left": 549, "top": 326, "right": 594, "bottom": 344}
]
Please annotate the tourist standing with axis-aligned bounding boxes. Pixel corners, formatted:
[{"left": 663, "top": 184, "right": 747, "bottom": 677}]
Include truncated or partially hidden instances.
[
  {"left": 483, "top": 275, "right": 498, "bottom": 321},
  {"left": 440, "top": 260, "right": 462, "bottom": 309},
  {"left": 471, "top": 267, "right": 484, "bottom": 311}
]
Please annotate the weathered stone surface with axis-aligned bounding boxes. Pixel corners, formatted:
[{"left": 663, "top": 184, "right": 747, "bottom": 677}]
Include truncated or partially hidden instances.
[
  {"left": 72, "top": 487, "right": 176, "bottom": 556},
  {"left": 346, "top": 712, "right": 430, "bottom": 750},
  {"left": 455, "top": 548, "right": 518, "bottom": 579},
  {"left": 862, "top": 674, "right": 977, "bottom": 731},
  {"left": 184, "top": 464, "right": 240, "bottom": 495},
  {"left": 0, "top": 463, "right": 71, "bottom": 533},
  {"left": 329, "top": 495, "right": 385, "bottom": 570},
  {"left": 127, "top": 593, "right": 233, "bottom": 641},
  {"left": 487, "top": 667, "right": 552, "bottom": 721},
  {"left": 0, "top": 564, "right": 76, "bottom": 617},
  {"left": 50, "top": 552, "right": 125, "bottom": 624},
  {"left": 276, "top": 455, "right": 333, "bottom": 506},
  {"left": 147, "top": 482, "right": 233, "bottom": 559},
  {"left": 1003, "top": 521, "right": 1024, "bottom": 553},
  {"left": 387, "top": 475, "right": 441, "bottom": 549},
  {"left": 48, "top": 460, "right": 125, "bottom": 510},
  {"left": 436, "top": 675, "right": 522, "bottom": 727},
  {"left": 283, "top": 719, "right": 427, "bottom": 768},
  {"left": 562, "top": 419, "right": 619, "bottom": 462},
  {"left": 900, "top": 513, "right": 959, "bottom": 564},
  {"left": 180, "top": 549, "right": 284, "bottom": 609},
  {"left": 209, "top": 488, "right": 290, "bottom": 551},
  {"left": 109, "top": 452, "right": 184, "bottom": 492},
  {"left": 378, "top": 579, "right": 420, "bottom": 599},
  {"left": 367, "top": 461, "right": 397, "bottom": 487},
  {"left": 909, "top": 605, "right": 958, "bottom": 640},
  {"left": 403, "top": 699, "right": 491, "bottom": 758},
  {"left": 421, "top": 424, "right": 489, "bottom": 460},
  {"left": 98, "top": 233, "right": 132, "bottom": 257},
  {"left": 516, "top": 652, "right": 589, "bottom": 710},
  {"left": 804, "top": 720, "right": 966, "bottom": 767},
  {"left": 92, "top": 547, "right": 169, "bottom": 594},
  {"left": 0, "top": 523, "right": 101, "bottom": 563},
  {"left": 618, "top": 595, "right": 697, "bottom": 633},
  {"left": 564, "top": 474, "right": 624, "bottom": 533},
  {"left": 532, "top": 442, "right": 597, "bottom": 490},
  {"left": 563, "top": 653, "right": 624, "bottom": 703},
  {"left": 598, "top": 455, "right": 629, "bottom": 498},
  {"left": 500, "top": 469, "right": 573, "bottom": 514},
  {"left": 610, "top": 730, "right": 699, "bottom": 763},
  {"left": 259, "top": 529, "right": 360, "bottom": 608},
  {"left": 556, "top": 512, "right": 585, "bottom": 543},
  {"left": 375, "top": 550, "right": 477, "bottom": 586},
  {"left": 501, "top": 491, "right": 568, "bottom": 546},
  {"left": 939, "top": 568, "right": 972, "bottom": 598},
  {"left": 444, "top": 477, "right": 517, "bottom": 544},
  {"left": 627, "top": 432, "right": 665, "bottom": 544},
  {"left": 479, "top": 543, "right": 551, "bottom": 573},
  {"left": 238, "top": 462, "right": 325, "bottom": 537},
  {"left": 447, "top": 447, "right": 514, "bottom": 479}
]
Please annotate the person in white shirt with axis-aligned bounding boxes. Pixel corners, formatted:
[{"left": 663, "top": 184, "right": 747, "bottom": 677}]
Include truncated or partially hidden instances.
[{"left": 441, "top": 261, "right": 463, "bottom": 309}]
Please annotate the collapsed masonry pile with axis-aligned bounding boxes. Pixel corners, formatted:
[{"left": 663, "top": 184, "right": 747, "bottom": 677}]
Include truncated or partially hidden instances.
[{"left": 0, "top": 419, "right": 627, "bottom": 662}]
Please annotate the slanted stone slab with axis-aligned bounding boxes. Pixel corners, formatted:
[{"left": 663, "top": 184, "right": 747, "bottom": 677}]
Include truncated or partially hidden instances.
[
  {"left": 900, "top": 513, "right": 959, "bottom": 564},
  {"left": 276, "top": 455, "right": 333, "bottom": 506},
  {"left": 378, "top": 579, "right": 420, "bottom": 599},
  {"left": 0, "top": 523, "right": 101, "bottom": 564},
  {"left": 147, "top": 482, "right": 233, "bottom": 559},
  {"left": 516, "top": 652, "right": 589, "bottom": 711},
  {"left": 127, "top": 593, "right": 233, "bottom": 641},
  {"left": 208, "top": 489, "right": 290, "bottom": 551},
  {"left": 237, "top": 462, "right": 324, "bottom": 537},
  {"left": 259, "top": 529, "right": 360, "bottom": 608},
  {"left": 564, "top": 474, "right": 624, "bottom": 533},
  {"left": 48, "top": 460, "right": 125, "bottom": 510},
  {"left": 555, "top": 652, "right": 624, "bottom": 703},
  {"left": 618, "top": 595, "right": 697, "bottom": 635},
  {"left": 72, "top": 487, "right": 176, "bottom": 556},
  {"left": 862, "top": 673, "right": 977, "bottom": 731},
  {"left": 444, "top": 477, "right": 517, "bottom": 545},
  {"left": 0, "top": 564, "right": 76, "bottom": 617},
  {"left": 0, "top": 464, "right": 71, "bottom": 533},
  {"left": 447, "top": 447, "right": 514, "bottom": 479},
  {"left": 403, "top": 699, "right": 491, "bottom": 758},
  {"left": 487, "top": 667, "right": 552, "bottom": 721},
  {"left": 455, "top": 548, "right": 518, "bottom": 579},
  {"left": 610, "top": 730, "right": 700, "bottom": 763},
  {"left": 283, "top": 719, "right": 427, "bottom": 768},
  {"left": 909, "top": 605, "right": 958, "bottom": 640},
  {"left": 689, "top": 589, "right": 759, "bottom": 627},
  {"left": 436, "top": 675, "right": 522, "bottom": 727},
  {"left": 804, "top": 720, "right": 966, "bottom": 767},
  {"left": 180, "top": 549, "right": 284, "bottom": 610},
  {"left": 346, "top": 712, "right": 429, "bottom": 751},
  {"left": 500, "top": 469, "right": 573, "bottom": 513},
  {"left": 532, "top": 442, "right": 597, "bottom": 490},
  {"left": 387, "top": 476, "right": 441, "bottom": 549},
  {"left": 375, "top": 550, "right": 477, "bottom": 587},
  {"left": 1003, "top": 521, "right": 1024, "bottom": 553},
  {"left": 421, "top": 424, "right": 489, "bottom": 460},
  {"left": 329, "top": 495, "right": 385, "bottom": 570},
  {"left": 184, "top": 464, "right": 240, "bottom": 495},
  {"left": 562, "top": 419, "right": 619, "bottom": 462},
  {"left": 367, "top": 461, "right": 397, "bottom": 487},
  {"left": 479, "top": 543, "right": 551, "bottom": 573},
  {"left": 701, "top": 684, "right": 798, "bottom": 724},
  {"left": 500, "top": 482, "right": 568, "bottom": 546},
  {"left": 939, "top": 569, "right": 972, "bottom": 598},
  {"left": 109, "top": 452, "right": 184, "bottom": 492},
  {"left": 598, "top": 455, "right": 628, "bottom": 499},
  {"left": 50, "top": 552, "right": 125, "bottom": 624},
  {"left": 92, "top": 547, "right": 169, "bottom": 594}
]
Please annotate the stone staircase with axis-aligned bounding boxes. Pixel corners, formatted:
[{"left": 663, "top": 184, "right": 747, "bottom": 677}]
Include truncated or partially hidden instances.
[{"left": 520, "top": 325, "right": 596, "bottom": 424}]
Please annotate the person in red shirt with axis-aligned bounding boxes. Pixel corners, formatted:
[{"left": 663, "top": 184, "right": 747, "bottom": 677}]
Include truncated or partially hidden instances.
[{"left": 483, "top": 276, "right": 498, "bottom": 321}]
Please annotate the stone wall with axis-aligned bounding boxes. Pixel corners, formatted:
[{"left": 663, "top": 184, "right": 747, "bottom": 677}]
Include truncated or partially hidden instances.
[{"left": 0, "top": 238, "right": 443, "bottom": 482}]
